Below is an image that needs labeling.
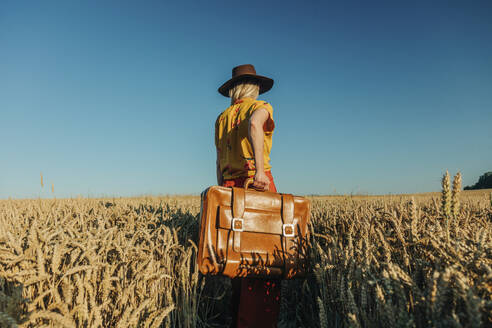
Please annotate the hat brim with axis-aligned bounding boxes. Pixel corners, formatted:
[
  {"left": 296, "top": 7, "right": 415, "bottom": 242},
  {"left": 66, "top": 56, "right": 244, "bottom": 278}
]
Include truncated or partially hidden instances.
[{"left": 218, "top": 74, "right": 274, "bottom": 97}]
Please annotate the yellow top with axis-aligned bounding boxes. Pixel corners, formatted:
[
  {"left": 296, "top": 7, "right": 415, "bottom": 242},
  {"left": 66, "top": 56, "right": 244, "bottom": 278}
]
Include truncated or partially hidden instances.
[{"left": 215, "top": 97, "right": 275, "bottom": 180}]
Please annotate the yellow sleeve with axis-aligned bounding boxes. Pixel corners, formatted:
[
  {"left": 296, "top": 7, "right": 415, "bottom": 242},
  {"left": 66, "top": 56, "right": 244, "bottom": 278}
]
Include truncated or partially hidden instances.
[
  {"left": 253, "top": 100, "right": 275, "bottom": 132},
  {"left": 214, "top": 115, "right": 220, "bottom": 148}
]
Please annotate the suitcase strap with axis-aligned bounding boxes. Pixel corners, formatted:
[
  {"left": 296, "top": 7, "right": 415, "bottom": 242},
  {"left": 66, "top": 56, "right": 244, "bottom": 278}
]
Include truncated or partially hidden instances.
[
  {"left": 220, "top": 187, "right": 246, "bottom": 277},
  {"left": 281, "top": 194, "right": 296, "bottom": 278},
  {"left": 232, "top": 187, "right": 245, "bottom": 252},
  {"left": 230, "top": 187, "right": 296, "bottom": 278}
]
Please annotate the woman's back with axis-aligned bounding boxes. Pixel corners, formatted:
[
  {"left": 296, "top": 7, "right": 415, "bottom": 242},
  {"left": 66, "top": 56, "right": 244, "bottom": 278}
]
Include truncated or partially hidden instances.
[{"left": 215, "top": 97, "right": 275, "bottom": 180}]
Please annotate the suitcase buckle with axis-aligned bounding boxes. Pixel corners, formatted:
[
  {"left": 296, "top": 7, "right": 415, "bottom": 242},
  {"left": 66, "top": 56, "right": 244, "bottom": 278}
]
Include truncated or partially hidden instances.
[
  {"left": 232, "top": 218, "right": 244, "bottom": 232},
  {"left": 283, "top": 224, "right": 295, "bottom": 237}
]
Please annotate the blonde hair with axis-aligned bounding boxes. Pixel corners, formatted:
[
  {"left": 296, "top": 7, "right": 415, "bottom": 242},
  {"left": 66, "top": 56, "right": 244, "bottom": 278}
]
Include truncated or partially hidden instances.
[{"left": 229, "top": 78, "right": 260, "bottom": 105}]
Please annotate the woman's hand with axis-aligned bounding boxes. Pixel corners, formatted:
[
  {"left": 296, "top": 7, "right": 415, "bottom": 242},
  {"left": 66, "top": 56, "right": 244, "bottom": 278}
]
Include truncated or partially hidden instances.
[{"left": 253, "top": 170, "right": 270, "bottom": 191}]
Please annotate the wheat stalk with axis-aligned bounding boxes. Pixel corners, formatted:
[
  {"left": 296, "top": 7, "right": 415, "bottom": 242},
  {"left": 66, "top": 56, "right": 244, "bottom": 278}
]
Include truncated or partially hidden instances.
[
  {"left": 451, "top": 172, "right": 461, "bottom": 220},
  {"left": 441, "top": 170, "right": 451, "bottom": 243}
]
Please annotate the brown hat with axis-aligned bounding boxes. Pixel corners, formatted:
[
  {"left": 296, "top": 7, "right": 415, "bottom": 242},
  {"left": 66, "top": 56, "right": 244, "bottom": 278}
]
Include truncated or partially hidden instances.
[{"left": 218, "top": 64, "right": 274, "bottom": 97}]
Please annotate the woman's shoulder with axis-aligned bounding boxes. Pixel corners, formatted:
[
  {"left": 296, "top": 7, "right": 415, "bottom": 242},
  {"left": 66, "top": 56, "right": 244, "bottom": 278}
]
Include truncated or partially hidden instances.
[
  {"left": 251, "top": 99, "right": 274, "bottom": 116},
  {"left": 253, "top": 99, "right": 273, "bottom": 109},
  {"left": 215, "top": 104, "right": 234, "bottom": 125}
]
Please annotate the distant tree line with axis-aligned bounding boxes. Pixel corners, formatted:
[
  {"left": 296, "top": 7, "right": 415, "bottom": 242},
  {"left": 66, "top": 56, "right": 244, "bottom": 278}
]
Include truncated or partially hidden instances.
[{"left": 464, "top": 171, "right": 492, "bottom": 190}]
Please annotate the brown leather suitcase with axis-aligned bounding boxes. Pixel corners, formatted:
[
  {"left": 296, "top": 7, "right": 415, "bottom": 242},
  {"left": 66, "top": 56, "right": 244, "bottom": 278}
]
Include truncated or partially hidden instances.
[{"left": 197, "top": 183, "right": 311, "bottom": 279}]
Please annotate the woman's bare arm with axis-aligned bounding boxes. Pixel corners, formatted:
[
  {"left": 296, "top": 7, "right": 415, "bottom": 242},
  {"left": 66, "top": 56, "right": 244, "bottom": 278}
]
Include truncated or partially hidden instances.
[{"left": 248, "top": 108, "right": 270, "bottom": 190}]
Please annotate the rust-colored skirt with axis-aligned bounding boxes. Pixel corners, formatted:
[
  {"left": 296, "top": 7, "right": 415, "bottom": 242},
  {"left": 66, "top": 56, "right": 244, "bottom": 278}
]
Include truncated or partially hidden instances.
[{"left": 222, "top": 171, "right": 281, "bottom": 328}]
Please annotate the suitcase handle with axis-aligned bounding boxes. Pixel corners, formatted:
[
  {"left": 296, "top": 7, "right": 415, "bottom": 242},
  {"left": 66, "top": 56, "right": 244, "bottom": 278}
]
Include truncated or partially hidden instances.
[
  {"left": 244, "top": 178, "right": 254, "bottom": 189},
  {"left": 244, "top": 178, "right": 266, "bottom": 191}
]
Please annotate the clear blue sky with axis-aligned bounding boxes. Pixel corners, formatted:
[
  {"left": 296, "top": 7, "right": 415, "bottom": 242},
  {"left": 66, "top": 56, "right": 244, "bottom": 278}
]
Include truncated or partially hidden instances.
[{"left": 1, "top": 0, "right": 491, "bottom": 198}]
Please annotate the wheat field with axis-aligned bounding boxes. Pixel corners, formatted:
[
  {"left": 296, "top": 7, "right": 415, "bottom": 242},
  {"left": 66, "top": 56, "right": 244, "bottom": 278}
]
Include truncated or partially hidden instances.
[{"left": 1, "top": 179, "right": 491, "bottom": 327}]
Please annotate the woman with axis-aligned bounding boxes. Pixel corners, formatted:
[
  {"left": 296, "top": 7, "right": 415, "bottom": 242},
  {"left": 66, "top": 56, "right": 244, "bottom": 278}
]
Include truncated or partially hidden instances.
[{"left": 215, "top": 64, "right": 281, "bottom": 328}]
